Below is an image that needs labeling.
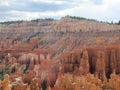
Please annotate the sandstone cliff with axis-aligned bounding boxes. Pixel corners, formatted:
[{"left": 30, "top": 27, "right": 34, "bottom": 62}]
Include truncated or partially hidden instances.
[{"left": 0, "top": 16, "right": 120, "bottom": 90}]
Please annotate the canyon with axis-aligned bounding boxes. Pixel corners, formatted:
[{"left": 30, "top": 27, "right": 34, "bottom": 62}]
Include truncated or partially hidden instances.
[{"left": 0, "top": 16, "right": 120, "bottom": 90}]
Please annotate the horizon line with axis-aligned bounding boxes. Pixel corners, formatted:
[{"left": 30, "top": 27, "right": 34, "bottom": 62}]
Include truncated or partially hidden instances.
[{"left": 0, "top": 15, "right": 119, "bottom": 24}]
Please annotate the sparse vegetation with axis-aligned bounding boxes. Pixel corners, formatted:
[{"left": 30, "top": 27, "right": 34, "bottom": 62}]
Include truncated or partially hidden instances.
[
  {"left": 0, "top": 18, "right": 55, "bottom": 25},
  {"left": 0, "top": 20, "right": 24, "bottom": 25},
  {"left": 66, "top": 15, "right": 97, "bottom": 22},
  {"left": 31, "top": 18, "right": 54, "bottom": 22},
  {"left": 0, "top": 67, "right": 9, "bottom": 80}
]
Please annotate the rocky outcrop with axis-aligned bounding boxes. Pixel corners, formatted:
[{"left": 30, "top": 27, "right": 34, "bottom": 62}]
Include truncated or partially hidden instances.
[
  {"left": 0, "top": 16, "right": 120, "bottom": 90},
  {"left": 95, "top": 51, "right": 107, "bottom": 81},
  {"left": 1, "top": 74, "right": 11, "bottom": 90},
  {"left": 1, "top": 16, "right": 120, "bottom": 36},
  {"left": 1, "top": 45, "right": 120, "bottom": 90},
  {"left": 1, "top": 73, "right": 120, "bottom": 90},
  {"left": 18, "top": 53, "right": 40, "bottom": 70},
  {"left": 30, "top": 78, "right": 39, "bottom": 90},
  {"left": 53, "top": 73, "right": 120, "bottom": 90},
  {"left": 33, "top": 60, "right": 58, "bottom": 89},
  {"left": 59, "top": 49, "right": 90, "bottom": 76},
  {"left": 11, "top": 77, "right": 28, "bottom": 90},
  {"left": 87, "top": 46, "right": 120, "bottom": 79}
]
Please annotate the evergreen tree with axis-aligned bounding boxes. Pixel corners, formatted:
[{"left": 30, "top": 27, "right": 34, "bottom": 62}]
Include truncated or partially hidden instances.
[{"left": 118, "top": 20, "right": 120, "bottom": 25}]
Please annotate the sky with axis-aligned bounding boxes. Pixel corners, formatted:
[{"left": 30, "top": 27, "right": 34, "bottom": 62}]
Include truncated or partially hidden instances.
[{"left": 0, "top": 0, "right": 120, "bottom": 22}]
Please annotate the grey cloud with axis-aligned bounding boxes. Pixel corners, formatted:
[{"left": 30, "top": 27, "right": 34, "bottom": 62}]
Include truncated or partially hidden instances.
[
  {"left": 0, "top": 0, "right": 78, "bottom": 21},
  {"left": 0, "top": 0, "right": 76, "bottom": 12}
]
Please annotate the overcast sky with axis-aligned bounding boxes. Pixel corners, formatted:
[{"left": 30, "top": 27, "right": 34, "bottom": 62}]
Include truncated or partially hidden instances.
[{"left": 0, "top": 0, "right": 120, "bottom": 22}]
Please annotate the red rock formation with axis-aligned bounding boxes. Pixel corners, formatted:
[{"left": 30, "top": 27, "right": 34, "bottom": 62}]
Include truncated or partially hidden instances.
[
  {"left": 0, "top": 16, "right": 120, "bottom": 90},
  {"left": 95, "top": 51, "right": 107, "bottom": 81},
  {"left": 18, "top": 53, "right": 40, "bottom": 70},
  {"left": 30, "top": 78, "right": 39, "bottom": 90},
  {"left": 79, "top": 50, "right": 90, "bottom": 75},
  {"left": 1, "top": 74, "right": 11, "bottom": 90},
  {"left": 11, "top": 77, "right": 28, "bottom": 90}
]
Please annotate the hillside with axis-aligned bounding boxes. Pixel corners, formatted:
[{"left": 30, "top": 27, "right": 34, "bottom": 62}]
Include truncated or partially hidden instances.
[{"left": 0, "top": 16, "right": 120, "bottom": 90}]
